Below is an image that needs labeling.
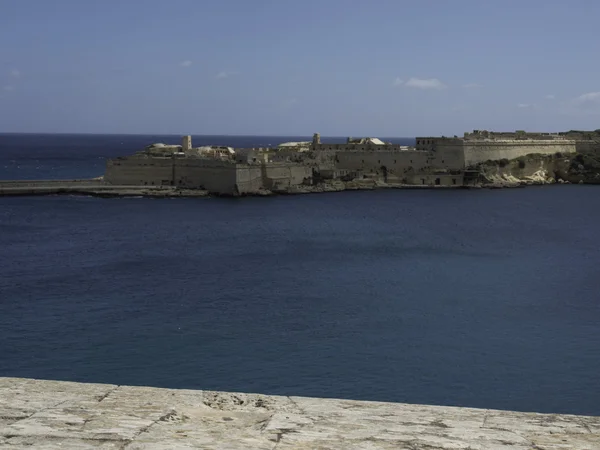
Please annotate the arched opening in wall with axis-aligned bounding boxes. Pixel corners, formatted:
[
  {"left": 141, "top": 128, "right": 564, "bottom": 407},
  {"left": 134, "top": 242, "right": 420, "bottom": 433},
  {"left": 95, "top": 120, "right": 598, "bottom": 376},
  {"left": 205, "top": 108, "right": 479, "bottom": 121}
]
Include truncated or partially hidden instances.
[{"left": 380, "top": 166, "right": 388, "bottom": 183}]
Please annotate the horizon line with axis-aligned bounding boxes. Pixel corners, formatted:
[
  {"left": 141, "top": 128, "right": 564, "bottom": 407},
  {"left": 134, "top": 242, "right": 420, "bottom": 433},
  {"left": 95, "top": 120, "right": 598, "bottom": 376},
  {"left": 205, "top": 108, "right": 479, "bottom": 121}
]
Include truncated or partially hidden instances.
[{"left": 0, "top": 131, "right": 418, "bottom": 139}]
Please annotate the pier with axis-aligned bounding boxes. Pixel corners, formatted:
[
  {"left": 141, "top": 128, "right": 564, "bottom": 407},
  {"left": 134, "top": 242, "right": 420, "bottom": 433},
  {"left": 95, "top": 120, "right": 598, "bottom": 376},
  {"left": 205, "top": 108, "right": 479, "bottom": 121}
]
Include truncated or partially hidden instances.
[{"left": 1, "top": 377, "right": 598, "bottom": 449}]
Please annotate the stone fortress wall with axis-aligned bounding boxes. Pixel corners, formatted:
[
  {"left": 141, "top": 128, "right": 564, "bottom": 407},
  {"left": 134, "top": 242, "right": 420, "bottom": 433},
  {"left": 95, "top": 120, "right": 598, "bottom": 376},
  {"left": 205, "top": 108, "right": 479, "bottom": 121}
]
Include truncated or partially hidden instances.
[
  {"left": 416, "top": 130, "right": 577, "bottom": 166},
  {"left": 103, "top": 129, "right": 585, "bottom": 195},
  {"left": 557, "top": 130, "right": 600, "bottom": 155}
]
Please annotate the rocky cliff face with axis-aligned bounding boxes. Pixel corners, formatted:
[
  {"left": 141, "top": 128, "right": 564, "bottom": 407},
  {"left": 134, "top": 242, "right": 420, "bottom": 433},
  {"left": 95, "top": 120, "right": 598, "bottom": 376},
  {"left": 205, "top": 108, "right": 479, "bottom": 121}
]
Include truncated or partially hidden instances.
[{"left": 469, "top": 152, "right": 600, "bottom": 187}]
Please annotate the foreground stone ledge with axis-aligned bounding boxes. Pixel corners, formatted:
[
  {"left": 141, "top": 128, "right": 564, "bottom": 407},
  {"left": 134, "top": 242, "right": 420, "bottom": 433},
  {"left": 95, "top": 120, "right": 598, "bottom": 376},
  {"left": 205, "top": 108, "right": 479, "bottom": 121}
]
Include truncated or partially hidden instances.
[{"left": 0, "top": 378, "right": 598, "bottom": 449}]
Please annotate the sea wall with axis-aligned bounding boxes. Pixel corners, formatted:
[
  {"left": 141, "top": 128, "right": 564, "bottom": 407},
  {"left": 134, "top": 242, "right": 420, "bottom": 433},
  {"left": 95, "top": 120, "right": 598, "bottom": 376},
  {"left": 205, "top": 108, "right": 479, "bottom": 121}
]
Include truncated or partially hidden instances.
[
  {"left": 105, "top": 157, "right": 261, "bottom": 195},
  {"left": 105, "top": 157, "right": 173, "bottom": 186},
  {"left": 262, "top": 163, "right": 312, "bottom": 191},
  {"left": 462, "top": 140, "right": 576, "bottom": 166},
  {"left": 235, "top": 165, "right": 263, "bottom": 193},
  {"left": 175, "top": 159, "right": 237, "bottom": 194},
  {"left": 334, "top": 148, "right": 464, "bottom": 184}
]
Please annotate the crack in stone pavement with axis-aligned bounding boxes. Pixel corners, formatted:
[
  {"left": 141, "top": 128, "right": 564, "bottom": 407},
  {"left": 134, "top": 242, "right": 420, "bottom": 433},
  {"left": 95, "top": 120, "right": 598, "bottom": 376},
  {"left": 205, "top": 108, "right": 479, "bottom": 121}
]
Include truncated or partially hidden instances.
[
  {"left": 96, "top": 385, "right": 121, "bottom": 403},
  {"left": 286, "top": 396, "right": 305, "bottom": 415},
  {"left": 122, "top": 409, "right": 178, "bottom": 448},
  {"left": 481, "top": 410, "right": 489, "bottom": 428},
  {"left": 579, "top": 418, "right": 593, "bottom": 433},
  {"left": 4, "top": 398, "right": 70, "bottom": 429},
  {"left": 258, "top": 413, "right": 275, "bottom": 432}
]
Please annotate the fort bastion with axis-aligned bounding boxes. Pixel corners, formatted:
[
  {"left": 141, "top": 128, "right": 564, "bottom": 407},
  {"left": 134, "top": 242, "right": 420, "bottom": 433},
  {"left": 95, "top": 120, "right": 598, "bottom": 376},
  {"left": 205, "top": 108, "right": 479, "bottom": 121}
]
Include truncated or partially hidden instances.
[{"left": 103, "top": 130, "right": 587, "bottom": 196}]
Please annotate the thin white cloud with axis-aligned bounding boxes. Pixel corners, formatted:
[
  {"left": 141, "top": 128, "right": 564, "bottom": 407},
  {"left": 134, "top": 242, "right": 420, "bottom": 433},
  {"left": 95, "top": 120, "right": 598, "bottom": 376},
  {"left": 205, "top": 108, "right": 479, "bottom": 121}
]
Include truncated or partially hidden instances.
[
  {"left": 404, "top": 77, "right": 447, "bottom": 90},
  {"left": 180, "top": 60, "right": 192, "bottom": 67},
  {"left": 283, "top": 98, "right": 298, "bottom": 108},
  {"left": 10, "top": 69, "right": 20, "bottom": 78},
  {"left": 572, "top": 92, "right": 600, "bottom": 109},
  {"left": 545, "top": 94, "right": 555, "bottom": 100},
  {"left": 392, "top": 77, "right": 404, "bottom": 87},
  {"left": 3, "top": 85, "right": 14, "bottom": 92},
  {"left": 517, "top": 103, "right": 534, "bottom": 108},
  {"left": 462, "top": 83, "right": 482, "bottom": 88},
  {"left": 216, "top": 71, "right": 236, "bottom": 79}
]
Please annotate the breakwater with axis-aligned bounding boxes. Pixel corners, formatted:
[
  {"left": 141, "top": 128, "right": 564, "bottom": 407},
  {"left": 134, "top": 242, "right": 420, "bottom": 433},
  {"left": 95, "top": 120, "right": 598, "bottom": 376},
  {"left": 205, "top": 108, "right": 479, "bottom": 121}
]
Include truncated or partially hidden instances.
[
  {"left": 1, "top": 378, "right": 598, "bottom": 449},
  {"left": 0, "top": 179, "right": 209, "bottom": 197}
]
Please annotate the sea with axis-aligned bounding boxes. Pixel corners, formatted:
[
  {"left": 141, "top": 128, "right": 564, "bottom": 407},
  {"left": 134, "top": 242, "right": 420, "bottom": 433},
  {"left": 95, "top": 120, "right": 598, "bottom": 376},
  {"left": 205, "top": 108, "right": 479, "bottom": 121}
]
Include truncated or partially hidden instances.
[{"left": 1, "top": 133, "right": 599, "bottom": 416}]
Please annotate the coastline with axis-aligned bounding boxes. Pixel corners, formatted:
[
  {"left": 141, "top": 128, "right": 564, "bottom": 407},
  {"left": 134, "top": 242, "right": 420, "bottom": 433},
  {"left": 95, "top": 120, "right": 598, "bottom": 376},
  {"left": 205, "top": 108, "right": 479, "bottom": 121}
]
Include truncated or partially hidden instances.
[{"left": 0, "top": 178, "right": 591, "bottom": 199}]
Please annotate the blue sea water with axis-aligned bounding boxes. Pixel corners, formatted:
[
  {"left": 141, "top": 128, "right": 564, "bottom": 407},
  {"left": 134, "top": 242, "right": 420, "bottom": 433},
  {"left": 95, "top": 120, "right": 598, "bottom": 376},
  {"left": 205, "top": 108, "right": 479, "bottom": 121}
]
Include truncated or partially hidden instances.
[{"left": 1, "top": 133, "right": 599, "bottom": 416}]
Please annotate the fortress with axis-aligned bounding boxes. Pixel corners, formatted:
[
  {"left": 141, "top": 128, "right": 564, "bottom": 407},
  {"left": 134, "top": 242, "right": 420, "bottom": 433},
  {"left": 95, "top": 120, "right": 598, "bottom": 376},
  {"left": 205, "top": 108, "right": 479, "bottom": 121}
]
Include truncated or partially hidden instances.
[{"left": 103, "top": 130, "right": 590, "bottom": 195}]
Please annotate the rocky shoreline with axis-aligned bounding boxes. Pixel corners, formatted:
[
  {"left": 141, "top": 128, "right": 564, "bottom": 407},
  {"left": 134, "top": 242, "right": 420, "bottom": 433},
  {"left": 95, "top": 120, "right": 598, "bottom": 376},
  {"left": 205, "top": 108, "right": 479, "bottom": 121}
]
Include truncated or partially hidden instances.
[{"left": 0, "top": 178, "right": 594, "bottom": 199}]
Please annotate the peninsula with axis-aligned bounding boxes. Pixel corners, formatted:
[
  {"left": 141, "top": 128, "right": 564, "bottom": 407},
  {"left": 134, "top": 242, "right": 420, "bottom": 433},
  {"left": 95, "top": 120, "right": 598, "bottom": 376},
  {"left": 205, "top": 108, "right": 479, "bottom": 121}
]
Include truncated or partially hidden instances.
[{"left": 2, "top": 130, "right": 600, "bottom": 197}]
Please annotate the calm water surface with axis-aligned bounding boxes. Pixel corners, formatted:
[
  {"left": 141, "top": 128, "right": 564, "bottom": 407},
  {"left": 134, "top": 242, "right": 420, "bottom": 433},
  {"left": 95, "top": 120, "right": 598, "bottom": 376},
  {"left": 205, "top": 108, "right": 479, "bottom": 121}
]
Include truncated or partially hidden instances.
[{"left": 0, "top": 134, "right": 599, "bottom": 416}]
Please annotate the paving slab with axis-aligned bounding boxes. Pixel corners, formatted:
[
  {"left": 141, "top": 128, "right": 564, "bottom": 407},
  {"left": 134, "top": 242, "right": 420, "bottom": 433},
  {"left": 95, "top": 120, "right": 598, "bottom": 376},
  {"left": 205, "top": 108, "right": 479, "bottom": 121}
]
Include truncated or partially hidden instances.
[{"left": 0, "top": 377, "right": 598, "bottom": 449}]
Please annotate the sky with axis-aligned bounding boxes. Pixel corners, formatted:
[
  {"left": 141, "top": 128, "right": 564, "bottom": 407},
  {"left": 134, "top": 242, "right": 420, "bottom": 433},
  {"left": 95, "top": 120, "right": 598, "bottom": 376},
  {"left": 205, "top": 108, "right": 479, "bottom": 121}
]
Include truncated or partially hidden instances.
[{"left": 1, "top": 0, "right": 600, "bottom": 136}]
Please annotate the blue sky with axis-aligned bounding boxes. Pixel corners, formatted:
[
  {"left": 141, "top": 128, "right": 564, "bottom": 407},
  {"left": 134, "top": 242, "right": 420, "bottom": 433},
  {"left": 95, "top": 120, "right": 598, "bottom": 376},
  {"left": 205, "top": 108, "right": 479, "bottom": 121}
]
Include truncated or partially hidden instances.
[{"left": 1, "top": 0, "right": 600, "bottom": 136}]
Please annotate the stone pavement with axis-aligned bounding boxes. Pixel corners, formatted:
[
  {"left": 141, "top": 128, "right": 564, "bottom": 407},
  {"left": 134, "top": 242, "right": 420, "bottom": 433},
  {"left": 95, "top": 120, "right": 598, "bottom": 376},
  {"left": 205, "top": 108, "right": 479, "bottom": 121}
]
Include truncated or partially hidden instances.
[{"left": 0, "top": 377, "right": 598, "bottom": 449}]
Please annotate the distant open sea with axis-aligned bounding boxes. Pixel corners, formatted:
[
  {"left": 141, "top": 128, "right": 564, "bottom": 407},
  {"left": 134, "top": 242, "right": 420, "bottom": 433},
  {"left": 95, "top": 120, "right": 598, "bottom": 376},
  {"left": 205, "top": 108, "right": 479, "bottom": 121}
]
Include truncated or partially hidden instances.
[{"left": 1, "top": 133, "right": 599, "bottom": 416}]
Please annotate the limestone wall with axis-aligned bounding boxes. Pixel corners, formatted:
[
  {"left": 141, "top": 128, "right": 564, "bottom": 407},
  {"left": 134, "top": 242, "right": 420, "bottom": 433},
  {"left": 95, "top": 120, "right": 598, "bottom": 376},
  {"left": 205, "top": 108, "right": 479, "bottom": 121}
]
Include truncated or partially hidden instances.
[
  {"left": 105, "top": 157, "right": 245, "bottom": 195},
  {"left": 407, "top": 173, "right": 464, "bottom": 186},
  {"left": 236, "top": 166, "right": 263, "bottom": 193},
  {"left": 575, "top": 140, "right": 600, "bottom": 156},
  {"left": 174, "top": 159, "right": 237, "bottom": 194},
  {"left": 336, "top": 151, "right": 427, "bottom": 173},
  {"left": 314, "top": 143, "right": 403, "bottom": 152},
  {"left": 460, "top": 140, "right": 576, "bottom": 166},
  {"left": 415, "top": 137, "right": 462, "bottom": 152},
  {"left": 262, "top": 163, "right": 312, "bottom": 190},
  {"left": 105, "top": 158, "right": 174, "bottom": 186}
]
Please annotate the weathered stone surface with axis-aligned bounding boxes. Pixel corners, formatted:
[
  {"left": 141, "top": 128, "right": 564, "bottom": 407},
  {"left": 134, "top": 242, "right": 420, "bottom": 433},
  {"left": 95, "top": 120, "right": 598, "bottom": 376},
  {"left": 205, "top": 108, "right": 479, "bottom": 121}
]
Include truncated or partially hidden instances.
[{"left": 0, "top": 378, "right": 598, "bottom": 449}]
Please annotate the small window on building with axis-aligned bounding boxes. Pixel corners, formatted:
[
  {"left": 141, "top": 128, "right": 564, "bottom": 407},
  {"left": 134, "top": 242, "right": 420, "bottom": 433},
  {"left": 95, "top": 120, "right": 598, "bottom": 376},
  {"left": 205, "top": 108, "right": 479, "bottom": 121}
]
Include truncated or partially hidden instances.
[
  {"left": 394, "top": 159, "right": 397, "bottom": 164},
  {"left": 442, "top": 160, "right": 445, "bottom": 163},
  {"left": 452, "top": 178, "right": 456, "bottom": 185},
  {"left": 362, "top": 160, "right": 364, "bottom": 163}
]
